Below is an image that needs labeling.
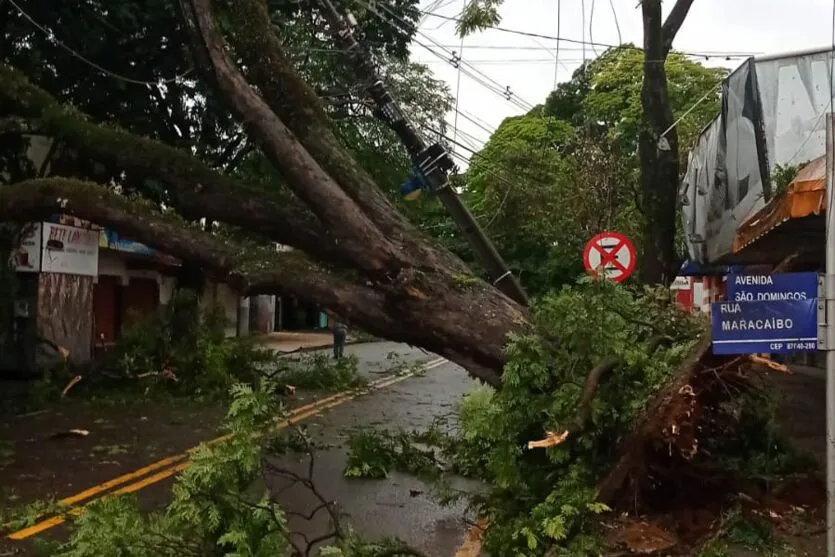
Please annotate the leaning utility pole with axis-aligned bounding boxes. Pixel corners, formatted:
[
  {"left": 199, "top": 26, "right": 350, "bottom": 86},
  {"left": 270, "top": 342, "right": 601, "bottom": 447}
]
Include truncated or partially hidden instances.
[{"left": 316, "top": 0, "right": 529, "bottom": 307}]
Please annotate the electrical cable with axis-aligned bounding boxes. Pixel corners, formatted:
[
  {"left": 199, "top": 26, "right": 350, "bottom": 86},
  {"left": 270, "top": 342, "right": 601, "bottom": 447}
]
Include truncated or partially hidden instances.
[
  {"left": 608, "top": 0, "right": 622, "bottom": 45},
  {"left": 458, "top": 106, "right": 494, "bottom": 133},
  {"left": 414, "top": 56, "right": 733, "bottom": 65},
  {"left": 454, "top": 109, "right": 495, "bottom": 137},
  {"left": 589, "top": 0, "right": 600, "bottom": 58},
  {"left": 581, "top": 0, "right": 587, "bottom": 62},
  {"left": 370, "top": 0, "right": 536, "bottom": 111},
  {"left": 448, "top": 124, "right": 487, "bottom": 150},
  {"left": 553, "top": 0, "right": 561, "bottom": 88},
  {"left": 451, "top": 0, "right": 466, "bottom": 146},
  {"left": 424, "top": 44, "right": 754, "bottom": 56},
  {"left": 421, "top": 11, "right": 757, "bottom": 60},
  {"left": 419, "top": 120, "right": 577, "bottom": 231},
  {"left": 657, "top": 82, "right": 723, "bottom": 145},
  {"left": 7, "top": 0, "right": 192, "bottom": 86},
  {"left": 307, "top": 45, "right": 753, "bottom": 63}
]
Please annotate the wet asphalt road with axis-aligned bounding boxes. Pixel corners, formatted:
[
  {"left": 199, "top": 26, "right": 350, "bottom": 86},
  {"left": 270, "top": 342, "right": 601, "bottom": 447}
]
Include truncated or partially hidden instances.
[
  {"left": 279, "top": 340, "right": 435, "bottom": 381},
  {"left": 266, "top": 343, "right": 481, "bottom": 556},
  {"left": 0, "top": 342, "right": 481, "bottom": 556}
]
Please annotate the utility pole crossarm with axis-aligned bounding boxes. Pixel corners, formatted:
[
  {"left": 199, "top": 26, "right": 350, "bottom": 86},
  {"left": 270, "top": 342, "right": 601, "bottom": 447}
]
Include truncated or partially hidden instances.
[{"left": 316, "top": 0, "right": 529, "bottom": 307}]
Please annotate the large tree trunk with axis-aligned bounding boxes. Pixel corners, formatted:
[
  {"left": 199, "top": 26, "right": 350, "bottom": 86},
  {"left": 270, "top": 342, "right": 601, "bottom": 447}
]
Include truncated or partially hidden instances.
[
  {"left": 638, "top": 0, "right": 694, "bottom": 286},
  {"left": 0, "top": 0, "right": 528, "bottom": 384},
  {"left": 0, "top": 178, "right": 520, "bottom": 385}
]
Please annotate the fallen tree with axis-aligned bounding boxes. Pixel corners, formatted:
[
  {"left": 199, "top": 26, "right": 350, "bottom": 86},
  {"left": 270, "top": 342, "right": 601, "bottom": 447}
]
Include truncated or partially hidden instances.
[{"left": 0, "top": 0, "right": 530, "bottom": 385}]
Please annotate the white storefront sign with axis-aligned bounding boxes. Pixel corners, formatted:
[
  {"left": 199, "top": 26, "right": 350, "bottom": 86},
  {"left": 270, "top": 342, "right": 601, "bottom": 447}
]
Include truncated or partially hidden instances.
[
  {"left": 41, "top": 222, "right": 99, "bottom": 276},
  {"left": 670, "top": 276, "right": 691, "bottom": 291},
  {"left": 14, "top": 223, "right": 42, "bottom": 272}
]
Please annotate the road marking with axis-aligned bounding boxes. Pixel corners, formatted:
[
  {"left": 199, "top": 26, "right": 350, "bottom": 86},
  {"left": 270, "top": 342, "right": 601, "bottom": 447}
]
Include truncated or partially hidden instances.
[
  {"left": 6, "top": 357, "right": 448, "bottom": 540},
  {"left": 61, "top": 454, "right": 188, "bottom": 507},
  {"left": 7, "top": 461, "right": 193, "bottom": 540}
]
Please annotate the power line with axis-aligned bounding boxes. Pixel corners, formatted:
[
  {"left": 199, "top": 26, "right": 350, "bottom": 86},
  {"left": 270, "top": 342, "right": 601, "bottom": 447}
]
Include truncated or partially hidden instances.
[
  {"left": 453, "top": 108, "right": 495, "bottom": 137},
  {"left": 369, "top": 0, "right": 536, "bottom": 111},
  {"left": 608, "top": 0, "right": 622, "bottom": 45},
  {"left": 451, "top": 0, "right": 466, "bottom": 146},
  {"left": 457, "top": 107, "right": 494, "bottom": 134},
  {"left": 405, "top": 19, "right": 536, "bottom": 111},
  {"left": 414, "top": 57, "right": 733, "bottom": 65},
  {"left": 553, "top": 0, "right": 561, "bottom": 88},
  {"left": 7, "top": 0, "right": 192, "bottom": 86},
  {"left": 420, "top": 11, "right": 756, "bottom": 60},
  {"left": 589, "top": 0, "right": 600, "bottom": 58},
  {"left": 581, "top": 0, "right": 587, "bottom": 62},
  {"left": 420, "top": 127, "right": 516, "bottom": 229},
  {"left": 423, "top": 123, "right": 570, "bottom": 231},
  {"left": 308, "top": 43, "right": 755, "bottom": 57},
  {"left": 425, "top": 45, "right": 753, "bottom": 56},
  {"left": 451, "top": 124, "right": 487, "bottom": 151},
  {"left": 318, "top": 0, "right": 529, "bottom": 305},
  {"left": 413, "top": 52, "right": 746, "bottom": 64}
]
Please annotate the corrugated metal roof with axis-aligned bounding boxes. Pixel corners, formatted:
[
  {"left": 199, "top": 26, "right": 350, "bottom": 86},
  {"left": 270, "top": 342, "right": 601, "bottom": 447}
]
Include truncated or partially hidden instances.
[{"left": 733, "top": 156, "right": 826, "bottom": 252}]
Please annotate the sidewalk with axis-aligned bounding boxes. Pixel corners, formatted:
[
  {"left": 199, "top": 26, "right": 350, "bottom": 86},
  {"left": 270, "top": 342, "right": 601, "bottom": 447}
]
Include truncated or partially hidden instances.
[
  {"left": 259, "top": 331, "right": 334, "bottom": 353},
  {"left": 766, "top": 363, "right": 826, "bottom": 470}
]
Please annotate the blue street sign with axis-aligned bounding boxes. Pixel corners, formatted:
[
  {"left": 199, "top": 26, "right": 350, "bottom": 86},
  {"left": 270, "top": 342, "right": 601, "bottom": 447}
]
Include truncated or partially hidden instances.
[
  {"left": 711, "top": 299, "right": 818, "bottom": 355},
  {"left": 727, "top": 272, "right": 819, "bottom": 303}
]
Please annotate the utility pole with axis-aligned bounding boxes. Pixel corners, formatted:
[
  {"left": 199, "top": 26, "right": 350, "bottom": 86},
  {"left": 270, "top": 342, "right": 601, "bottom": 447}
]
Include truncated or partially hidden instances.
[
  {"left": 316, "top": 0, "right": 529, "bottom": 307},
  {"left": 824, "top": 113, "right": 835, "bottom": 557}
]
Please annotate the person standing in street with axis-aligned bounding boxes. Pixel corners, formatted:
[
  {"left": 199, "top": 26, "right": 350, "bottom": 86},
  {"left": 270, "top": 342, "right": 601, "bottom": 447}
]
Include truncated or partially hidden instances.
[{"left": 332, "top": 317, "right": 347, "bottom": 359}]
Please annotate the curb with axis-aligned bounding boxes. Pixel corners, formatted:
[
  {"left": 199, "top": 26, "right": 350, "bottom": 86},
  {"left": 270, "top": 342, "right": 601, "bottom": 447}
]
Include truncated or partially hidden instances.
[{"left": 273, "top": 338, "right": 375, "bottom": 356}]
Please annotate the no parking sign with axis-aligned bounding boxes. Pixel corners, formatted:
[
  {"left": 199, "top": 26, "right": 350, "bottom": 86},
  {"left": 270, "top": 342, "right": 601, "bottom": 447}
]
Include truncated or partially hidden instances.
[{"left": 582, "top": 232, "right": 637, "bottom": 283}]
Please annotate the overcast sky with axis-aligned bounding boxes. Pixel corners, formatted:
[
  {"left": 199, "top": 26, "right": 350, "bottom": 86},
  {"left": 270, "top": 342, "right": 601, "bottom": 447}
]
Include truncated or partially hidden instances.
[{"left": 405, "top": 0, "right": 834, "bottom": 165}]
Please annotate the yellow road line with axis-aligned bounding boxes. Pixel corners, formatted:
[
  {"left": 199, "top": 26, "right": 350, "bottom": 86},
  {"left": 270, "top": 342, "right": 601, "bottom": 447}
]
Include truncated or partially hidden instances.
[
  {"left": 61, "top": 453, "right": 188, "bottom": 507},
  {"left": 6, "top": 357, "right": 447, "bottom": 540},
  {"left": 7, "top": 461, "right": 193, "bottom": 540}
]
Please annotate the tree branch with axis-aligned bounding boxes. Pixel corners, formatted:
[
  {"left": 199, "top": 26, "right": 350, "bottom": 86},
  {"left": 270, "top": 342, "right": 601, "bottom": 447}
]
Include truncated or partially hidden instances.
[
  {"left": 185, "top": 0, "right": 405, "bottom": 275},
  {"left": 661, "top": 0, "right": 695, "bottom": 55},
  {"left": 0, "top": 115, "right": 38, "bottom": 135},
  {"left": 0, "top": 177, "right": 516, "bottom": 379},
  {"left": 574, "top": 357, "right": 619, "bottom": 430},
  {"left": 0, "top": 178, "right": 377, "bottom": 306},
  {"left": 0, "top": 64, "right": 349, "bottom": 266},
  {"left": 214, "top": 0, "right": 467, "bottom": 274}
]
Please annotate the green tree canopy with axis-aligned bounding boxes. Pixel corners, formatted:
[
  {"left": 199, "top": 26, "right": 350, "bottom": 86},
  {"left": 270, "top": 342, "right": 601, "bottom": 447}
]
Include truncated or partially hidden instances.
[
  {"left": 545, "top": 45, "right": 727, "bottom": 156},
  {"left": 459, "top": 46, "right": 727, "bottom": 295}
]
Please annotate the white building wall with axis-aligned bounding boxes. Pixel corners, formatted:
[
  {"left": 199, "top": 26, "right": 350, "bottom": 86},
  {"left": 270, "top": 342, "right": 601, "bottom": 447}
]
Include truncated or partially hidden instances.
[{"left": 96, "top": 250, "right": 128, "bottom": 284}]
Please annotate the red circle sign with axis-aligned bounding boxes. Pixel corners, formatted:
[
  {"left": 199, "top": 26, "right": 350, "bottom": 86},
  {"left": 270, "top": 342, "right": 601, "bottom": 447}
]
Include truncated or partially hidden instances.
[{"left": 583, "top": 232, "right": 637, "bottom": 283}]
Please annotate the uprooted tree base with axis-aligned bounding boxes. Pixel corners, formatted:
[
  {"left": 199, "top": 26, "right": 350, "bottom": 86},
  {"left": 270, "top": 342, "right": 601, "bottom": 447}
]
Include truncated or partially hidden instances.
[
  {"left": 596, "top": 341, "right": 825, "bottom": 554},
  {"left": 331, "top": 282, "right": 822, "bottom": 555}
]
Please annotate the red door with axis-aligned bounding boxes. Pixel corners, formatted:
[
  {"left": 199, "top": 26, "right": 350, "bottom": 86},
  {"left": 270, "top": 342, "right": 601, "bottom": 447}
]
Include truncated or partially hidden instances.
[{"left": 93, "top": 276, "right": 119, "bottom": 344}]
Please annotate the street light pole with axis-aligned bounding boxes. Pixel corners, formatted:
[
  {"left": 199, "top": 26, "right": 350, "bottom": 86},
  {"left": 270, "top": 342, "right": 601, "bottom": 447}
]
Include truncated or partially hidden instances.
[{"left": 316, "top": 0, "right": 529, "bottom": 307}]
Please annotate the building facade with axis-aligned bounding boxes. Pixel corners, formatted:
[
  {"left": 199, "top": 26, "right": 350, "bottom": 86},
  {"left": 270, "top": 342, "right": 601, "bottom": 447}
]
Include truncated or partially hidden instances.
[{"left": 10, "top": 216, "right": 276, "bottom": 365}]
